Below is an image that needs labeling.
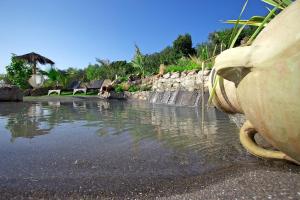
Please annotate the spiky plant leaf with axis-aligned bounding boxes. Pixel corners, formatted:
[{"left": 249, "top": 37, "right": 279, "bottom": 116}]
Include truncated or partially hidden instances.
[
  {"left": 228, "top": 0, "right": 249, "bottom": 47},
  {"left": 247, "top": 6, "right": 278, "bottom": 44}
]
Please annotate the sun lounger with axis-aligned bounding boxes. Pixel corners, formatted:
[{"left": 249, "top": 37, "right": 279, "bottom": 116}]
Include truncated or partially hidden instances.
[
  {"left": 73, "top": 88, "right": 87, "bottom": 95},
  {"left": 48, "top": 89, "right": 61, "bottom": 96}
]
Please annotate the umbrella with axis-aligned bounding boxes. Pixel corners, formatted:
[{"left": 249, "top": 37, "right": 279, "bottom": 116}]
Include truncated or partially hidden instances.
[{"left": 15, "top": 52, "right": 55, "bottom": 74}]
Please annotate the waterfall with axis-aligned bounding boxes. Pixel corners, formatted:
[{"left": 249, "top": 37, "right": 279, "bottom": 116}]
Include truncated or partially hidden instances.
[{"left": 149, "top": 90, "right": 208, "bottom": 107}]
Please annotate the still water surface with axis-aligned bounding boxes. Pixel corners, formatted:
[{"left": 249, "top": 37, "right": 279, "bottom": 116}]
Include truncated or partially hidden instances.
[{"left": 0, "top": 100, "right": 254, "bottom": 196}]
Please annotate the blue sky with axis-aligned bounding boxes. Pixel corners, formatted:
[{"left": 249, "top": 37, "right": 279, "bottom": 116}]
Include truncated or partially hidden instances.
[{"left": 0, "top": 0, "right": 267, "bottom": 73}]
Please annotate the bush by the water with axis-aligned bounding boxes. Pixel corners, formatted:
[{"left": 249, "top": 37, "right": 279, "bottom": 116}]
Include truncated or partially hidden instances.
[
  {"left": 114, "top": 84, "right": 124, "bottom": 93},
  {"left": 128, "top": 85, "right": 139, "bottom": 92}
]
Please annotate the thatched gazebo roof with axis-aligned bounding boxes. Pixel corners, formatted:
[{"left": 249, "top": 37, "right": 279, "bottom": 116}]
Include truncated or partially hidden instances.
[
  {"left": 15, "top": 52, "right": 55, "bottom": 65},
  {"left": 15, "top": 52, "right": 55, "bottom": 74}
]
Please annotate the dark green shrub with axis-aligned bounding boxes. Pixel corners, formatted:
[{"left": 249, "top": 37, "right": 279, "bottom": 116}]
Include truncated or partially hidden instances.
[
  {"left": 114, "top": 84, "right": 124, "bottom": 93},
  {"left": 173, "top": 34, "right": 196, "bottom": 57},
  {"left": 128, "top": 85, "right": 139, "bottom": 92},
  {"left": 118, "top": 76, "right": 129, "bottom": 82}
]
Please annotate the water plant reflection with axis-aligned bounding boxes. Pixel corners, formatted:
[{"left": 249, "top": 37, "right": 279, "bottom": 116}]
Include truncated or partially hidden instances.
[{"left": 0, "top": 100, "right": 241, "bottom": 160}]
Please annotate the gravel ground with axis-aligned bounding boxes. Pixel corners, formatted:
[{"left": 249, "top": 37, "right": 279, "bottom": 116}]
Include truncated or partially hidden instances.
[{"left": 0, "top": 161, "right": 299, "bottom": 200}]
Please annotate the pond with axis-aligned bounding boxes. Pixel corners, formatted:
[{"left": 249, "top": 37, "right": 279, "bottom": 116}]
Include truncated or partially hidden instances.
[{"left": 0, "top": 100, "right": 285, "bottom": 198}]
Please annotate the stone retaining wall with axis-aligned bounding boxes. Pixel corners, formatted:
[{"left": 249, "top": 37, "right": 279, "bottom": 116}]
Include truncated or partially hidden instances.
[
  {"left": 152, "top": 70, "right": 211, "bottom": 92},
  {"left": 125, "top": 70, "right": 211, "bottom": 105}
]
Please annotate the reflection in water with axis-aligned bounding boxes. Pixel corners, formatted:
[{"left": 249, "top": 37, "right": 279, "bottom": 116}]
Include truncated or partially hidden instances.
[
  {"left": 0, "top": 99, "right": 252, "bottom": 194},
  {"left": 0, "top": 100, "right": 241, "bottom": 161}
]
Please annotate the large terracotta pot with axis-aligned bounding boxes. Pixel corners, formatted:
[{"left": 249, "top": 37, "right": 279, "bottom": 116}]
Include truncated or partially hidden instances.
[
  {"left": 208, "top": 68, "right": 242, "bottom": 114},
  {"left": 212, "top": 1, "right": 300, "bottom": 164}
]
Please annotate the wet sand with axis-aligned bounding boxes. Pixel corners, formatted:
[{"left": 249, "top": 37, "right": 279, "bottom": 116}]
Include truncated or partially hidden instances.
[{"left": 0, "top": 161, "right": 299, "bottom": 199}]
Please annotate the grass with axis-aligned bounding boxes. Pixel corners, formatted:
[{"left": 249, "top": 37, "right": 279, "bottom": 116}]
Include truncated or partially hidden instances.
[
  {"left": 166, "top": 61, "right": 200, "bottom": 73},
  {"left": 166, "top": 65, "right": 200, "bottom": 73}
]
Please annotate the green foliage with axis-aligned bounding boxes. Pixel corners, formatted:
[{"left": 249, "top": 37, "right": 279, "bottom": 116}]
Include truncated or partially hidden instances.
[
  {"left": 114, "top": 84, "right": 124, "bottom": 93},
  {"left": 129, "top": 35, "right": 197, "bottom": 76},
  {"left": 110, "top": 61, "right": 134, "bottom": 78},
  {"left": 225, "top": 0, "right": 293, "bottom": 46},
  {"left": 128, "top": 85, "right": 139, "bottom": 92},
  {"left": 143, "top": 53, "right": 161, "bottom": 75},
  {"left": 46, "top": 67, "right": 60, "bottom": 82},
  {"left": 131, "top": 45, "right": 146, "bottom": 77},
  {"left": 159, "top": 46, "right": 181, "bottom": 65},
  {"left": 196, "top": 26, "right": 256, "bottom": 59},
  {"left": 166, "top": 58, "right": 200, "bottom": 73},
  {"left": 89, "top": 59, "right": 133, "bottom": 80},
  {"left": 228, "top": 0, "right": 249, "bottom": 48},
  {"left": 261, "top": 0, "right": 293, "bottom": 9},
  {"left": 45, "top": 68, "right": 69, "bottom": 88},
  {"left": 247, "top": 6, "right": 278, "bottom": 45},
  {"left": 173, "top": 34, "right": 196, "bottom": 57},
  {"left": 140, "top": 85, "right": 152, "bottom": 91},
  {"left": 86, "top": 64, "right": 102, "bottom": 81},
  {"left": 66, "top": 67, "right": 86, "bottom": 82},
  {"left": 117, "top": 76, "right": 129, "bottom": 83},
  {"left": 6, "top": 55, "right": 32, "bottom": 89}
]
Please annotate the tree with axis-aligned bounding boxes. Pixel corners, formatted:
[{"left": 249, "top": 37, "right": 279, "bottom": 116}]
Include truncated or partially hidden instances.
[
  {"left": 159, "top": 46, "right": 180, "bottom": 65},
  {"left": 45, "top": 68, "right": 69, "bottom": 88},
  {"left": 6, "top": 55, "right": 32, "bottom": 89},
  {"left": 131, "top": 45, "right": 145, "bottom": 77},
  {"left": 143, "top": 53, "right": 161, "bottom": 75},
  {"left": 66, "top": 67, "right": 87, "bottom": 82},
  {"left": 173, "top": 34, "right": 196, "bottom": 57},
  {"left": 86, "top": 64, "right": 102, "bottom": 81}
]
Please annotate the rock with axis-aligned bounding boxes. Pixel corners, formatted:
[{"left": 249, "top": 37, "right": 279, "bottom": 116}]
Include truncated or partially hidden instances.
[
  {"left": 130, "top": 79, "right": 142, "bottom": 85},
  {"left": 170, "top": 72, "right": 180, "bottom": 79},
  {"left": 31, "top": 87, "right": 51, "bottom": 96},
  {"left": 152, "top": 70, "right": 209, "bottom": 93},
  {"left": 175, "top": 78, "right": 181, "bottom": 83},
  {"left": 0, "top": 86, "right": 23, "bottom": 101},
  {"left": 23, "top": 89, "right": 32, "bottom": 96},
  {"left": 142, "top": 77, "right": 153, "bottom": 85},
  {"left": 182, "top": 79, "right": 196, "bottom": 91},
  {"left": 163, "top": 72, "right": 171, "bottom": 79},
  {"left": 111, "top": 79, "right": 121, "bottom": 86},
  {"left": 125, "top": 91, "right": 151, "bottom": 101},
  {"left": 101, "top": 79, "right": 112, "bottom": 88},
  {"left": 187, "top": 70, "right": 197, "bottom": 75},
  {"left": 172, "top": 82, "right": 180, "bottom": 89},
  {"left": 128, "top": 74, "right": 141, "bottom": 81},
  {"left": 99, "top": 91, "right": 126, "bottom": 99},
  {"left": 181, "top": 71, "right": 187, "bottom": 77},
  {"left": 198, "top": 70, "right": 211, "bottom": 76}
]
